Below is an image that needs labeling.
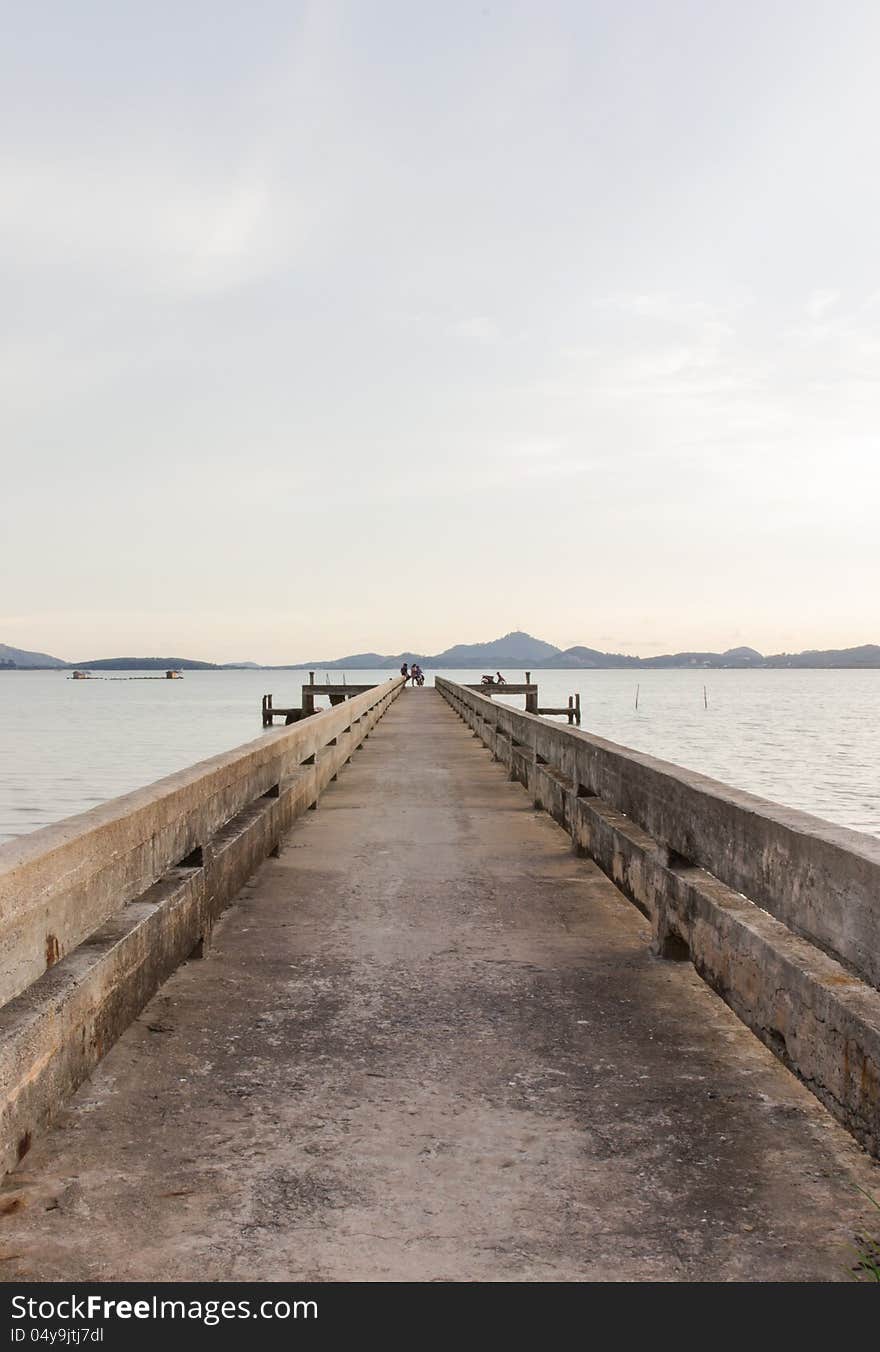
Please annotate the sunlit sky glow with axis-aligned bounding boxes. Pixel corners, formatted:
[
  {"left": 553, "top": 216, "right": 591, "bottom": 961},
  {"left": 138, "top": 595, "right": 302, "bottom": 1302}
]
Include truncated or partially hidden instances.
[{"left": 3, "top": 1, "right": 879, "bottom": 663}]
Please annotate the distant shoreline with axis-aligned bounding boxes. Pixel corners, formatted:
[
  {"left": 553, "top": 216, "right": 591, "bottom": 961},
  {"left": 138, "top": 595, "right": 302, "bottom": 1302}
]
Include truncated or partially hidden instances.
[
  {"left": 5, "top": 661, "right": 880, "bottom": 673},
  {"left": 3, "top": 629, "right": 880, "bottom": 672}
]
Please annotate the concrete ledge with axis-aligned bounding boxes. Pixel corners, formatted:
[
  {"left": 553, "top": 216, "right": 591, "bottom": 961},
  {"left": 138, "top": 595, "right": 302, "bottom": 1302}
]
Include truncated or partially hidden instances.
[
  {"left": 0, "top": 679, "right": 401, "bottom": 1008},
  {"left": 0, "top": 679, "right": 402, "bottom": 1175},
  {"left": 437, "top": 681, "right": 880, "bottom": 988},
  {"left": 438, "top": 679, "right": 880, "bottom": 1156}
]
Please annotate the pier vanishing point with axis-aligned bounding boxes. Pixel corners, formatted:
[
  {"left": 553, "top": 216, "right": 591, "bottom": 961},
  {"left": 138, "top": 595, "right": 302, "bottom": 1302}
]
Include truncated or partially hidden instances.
[{"left": 1, "top": 678, "right": 879, "bottom": 1281}]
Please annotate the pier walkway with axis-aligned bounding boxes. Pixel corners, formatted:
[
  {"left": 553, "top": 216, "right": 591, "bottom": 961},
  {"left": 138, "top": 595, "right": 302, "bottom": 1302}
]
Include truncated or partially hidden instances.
[{"left": 1, "top": 690, "right": 877, "bottom": 1281}]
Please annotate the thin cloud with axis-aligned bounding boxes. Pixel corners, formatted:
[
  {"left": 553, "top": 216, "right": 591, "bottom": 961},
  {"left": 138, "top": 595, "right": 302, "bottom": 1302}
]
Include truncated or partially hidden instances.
[
  {"left": 806, "top": 288, "right": 840, "bottom": 319},
  {"left": 449, "top": 316, "right": 500, "bottom": 342}
]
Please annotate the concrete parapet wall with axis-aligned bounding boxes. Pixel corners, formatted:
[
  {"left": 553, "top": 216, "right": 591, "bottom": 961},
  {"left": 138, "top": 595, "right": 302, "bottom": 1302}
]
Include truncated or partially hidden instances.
[
  {"left": 0, "top": 678, "right": 402, "bottom": 1174},
  {"left": 437, "top": 678, "right": 880, "bottom": 1155}
]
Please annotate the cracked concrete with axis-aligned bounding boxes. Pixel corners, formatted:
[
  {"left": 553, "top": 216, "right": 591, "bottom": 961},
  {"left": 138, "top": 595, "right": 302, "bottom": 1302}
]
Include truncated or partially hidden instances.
[{"left": 0, "top": 689, "right": 878, "bottom": 1281}]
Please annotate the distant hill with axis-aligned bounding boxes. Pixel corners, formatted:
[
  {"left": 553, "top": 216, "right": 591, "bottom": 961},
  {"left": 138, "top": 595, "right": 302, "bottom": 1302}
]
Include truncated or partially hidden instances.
[
  {"left": 723, "top": 646, "right": 763, "bottom": 660},
  {"left": 558, "top": 646, "right": 640, "bottom": 669},
  {"left": 761, "top": 644, "right": 880, "bottom": 668},
  {"left": 434, "top": 631, "right": 562, "bottom": 665},
  {"left": 287, "top": 632, "right": 562, "bottom": 671},
  {"left": 281, "top": 651, "right": 410, "bottom": 670},
  {"left": 636, "top": 650, "right": 762, "bottom": 669},
  {"left": 4, "top": 633, "right": 880, "bottom": 672},
  {"left": 68, "top": 657, "right": 219, "bottom": 671},
  {"left": 279, "top": 632, "right": 880, "bottom": 670},
  {"left": 0, "top": 643, "right": 66, "bottom": 669}
]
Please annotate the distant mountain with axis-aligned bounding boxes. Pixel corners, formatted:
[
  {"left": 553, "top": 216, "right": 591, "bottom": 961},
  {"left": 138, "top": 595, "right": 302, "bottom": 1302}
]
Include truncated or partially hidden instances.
[
  {"left": 761, "top": 644, "right": 880, "bottom": 668},
  {"left": 0, "top": 644, "right": 221, "bottom": 671},
  {"left": 281, "top": 651, "right": 427, "bottom": 671},
  {"left": 4, "top": 633, "right": 880, "bottom": 672},
  {"left": 434, "top": 631, "right": 562, "bottom": 665},
  {"left": 558, "top": 646, "right": 640, "bottom": 669},
  {"left": 277, "top": 654, "right": 417, "bottom": 672},
  {"left": 278, "top": 632, "right": 880, "bottom": 670},
  {"left": 0, "top": 643, "right": 66, "bottom": 669},
  {"left": 285, "top": 632, "right": 562, "bottom": 671},
  {"left": 637, "top": 650, "right": 762, "bottom": 669}
]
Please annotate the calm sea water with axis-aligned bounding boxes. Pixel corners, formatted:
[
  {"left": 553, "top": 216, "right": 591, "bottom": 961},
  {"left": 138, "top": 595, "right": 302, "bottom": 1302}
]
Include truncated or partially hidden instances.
[{"left": 0, "top": 668, "right": 878, "bottom": 844}]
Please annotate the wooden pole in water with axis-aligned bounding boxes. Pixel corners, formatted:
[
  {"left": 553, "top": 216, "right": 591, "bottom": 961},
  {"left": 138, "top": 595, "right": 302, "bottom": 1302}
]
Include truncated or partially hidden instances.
[
  {"left": 703, "top": 684, "right": 708, "bottom": 709},
  {"left": 635, "top": 683, "right": 640, "bottom": 710}
]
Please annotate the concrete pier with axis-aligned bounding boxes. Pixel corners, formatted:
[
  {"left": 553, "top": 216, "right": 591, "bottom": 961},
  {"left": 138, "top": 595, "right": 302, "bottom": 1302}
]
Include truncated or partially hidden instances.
[{"left": 1, "top": 690, "right": 877, "bottom": 1281}]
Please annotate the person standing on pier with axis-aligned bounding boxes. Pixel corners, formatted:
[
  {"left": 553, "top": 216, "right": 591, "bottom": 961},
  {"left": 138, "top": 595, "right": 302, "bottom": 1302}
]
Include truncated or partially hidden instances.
[{"left": 400, "top": 662, "right": 409, "bottom": 683}]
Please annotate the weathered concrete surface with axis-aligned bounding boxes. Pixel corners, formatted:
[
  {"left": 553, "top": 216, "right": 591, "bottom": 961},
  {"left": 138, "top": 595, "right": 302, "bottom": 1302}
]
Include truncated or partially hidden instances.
[
  {"left": 0, "top": 680, "right": 402, "bottom": 1176},
  {"left": 1, "top": 690, "right": 878, "bottom": 1281},
  {"left": 435, "top": 681, "right": 880, "bottom": 988},
  {"left": 0, "top": 678, "right": 402, "bottom": 1011},
  {"left": 437, "top": 680, "right": 880, "bottom": 1156}
]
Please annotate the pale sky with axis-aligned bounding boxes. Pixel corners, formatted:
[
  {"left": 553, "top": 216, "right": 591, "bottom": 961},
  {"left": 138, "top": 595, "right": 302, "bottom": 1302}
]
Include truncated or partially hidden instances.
[{"left": 3, "top": 1, "right": 879, "bottom": 663}]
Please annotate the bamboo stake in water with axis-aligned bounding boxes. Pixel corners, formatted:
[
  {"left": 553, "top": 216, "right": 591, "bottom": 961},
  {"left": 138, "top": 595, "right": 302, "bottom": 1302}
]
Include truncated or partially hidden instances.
[
  {"left": 635, "top": 683, "right": 639, "bottom": 711},
  {"left": 703, "top": 684, "right": 708, "bottom": 709}
]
